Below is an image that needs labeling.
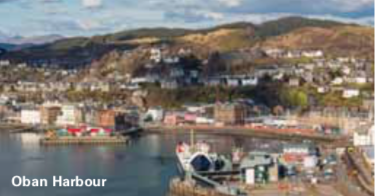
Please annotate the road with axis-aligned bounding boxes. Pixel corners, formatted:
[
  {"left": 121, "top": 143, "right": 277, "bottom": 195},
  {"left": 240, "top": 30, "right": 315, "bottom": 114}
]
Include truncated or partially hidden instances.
[
  {"left": 145, "top": 124, "right": 347, "bottom": 145},
  {"left": 340, "top": 150, "right": 374, "bottom": 196}
]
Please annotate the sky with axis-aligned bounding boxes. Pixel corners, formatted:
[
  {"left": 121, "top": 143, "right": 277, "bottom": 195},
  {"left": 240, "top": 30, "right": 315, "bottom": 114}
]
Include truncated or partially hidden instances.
[{"left": 0, "top": 0, "right": 373, "bottom": 37}]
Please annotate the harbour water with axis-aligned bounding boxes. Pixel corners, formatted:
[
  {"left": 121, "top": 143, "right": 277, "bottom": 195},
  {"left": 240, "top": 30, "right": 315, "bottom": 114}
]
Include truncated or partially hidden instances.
[{"left": 0, "top": 131, "right": 288, "bottom": 196}]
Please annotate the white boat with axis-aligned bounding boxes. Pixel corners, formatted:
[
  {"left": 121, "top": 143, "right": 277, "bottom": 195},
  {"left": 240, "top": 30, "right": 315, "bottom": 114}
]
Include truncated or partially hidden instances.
[
  {"left": 175, "top": 140, "right": 245, "bottom": 196},
  {"left": 176, "top": 141, "right": 232, "bottom": 174}
]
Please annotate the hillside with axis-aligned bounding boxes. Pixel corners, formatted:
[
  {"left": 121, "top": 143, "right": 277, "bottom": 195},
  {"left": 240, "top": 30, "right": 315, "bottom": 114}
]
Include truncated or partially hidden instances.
[
  {"left": 1, "top": 37, "right": 137, "bottom": 69},
  {"left": 1, "top": 16, "right": 371, "bottom": 69},
  {"left": 254, "top": 16, "right": 347, "bottom": 38},
  {"left": 259, "top": 26, "right": 374, "bottom": 59},
  {"left": 177, "top": 28, "right": 255, "bottom": 52}
]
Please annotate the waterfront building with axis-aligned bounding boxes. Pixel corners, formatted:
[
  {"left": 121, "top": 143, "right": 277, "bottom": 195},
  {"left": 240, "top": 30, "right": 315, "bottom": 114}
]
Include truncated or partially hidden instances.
[
  {"left": 83, "top": 108, "right": 98, "bottom": 126},
  {"left": 145, "top": 107, "right": 164, "bottom": 122},
  {"left": 40, "top": 104, "right": 61, "bottom": 125},
  {"left": 214, "top": 102, "right": 247, "bottom": 125},
  {"left": 56, "top": 105, "right": 83, "bottom": 126},
  {"left": 21, "top": 107, "right": 41, "bottom": 125},
  {"left": 163, "top": 112, "right": 184, "bottom": 126},
  {"left": 97, "top": 109, "right": 116, "bottom": 127}
]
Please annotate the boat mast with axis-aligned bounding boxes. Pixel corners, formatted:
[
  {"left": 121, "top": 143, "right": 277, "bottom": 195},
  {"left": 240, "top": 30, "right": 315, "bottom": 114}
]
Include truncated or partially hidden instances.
[{"left": 190, "top": 129, "right": 194, "bottom": 147}]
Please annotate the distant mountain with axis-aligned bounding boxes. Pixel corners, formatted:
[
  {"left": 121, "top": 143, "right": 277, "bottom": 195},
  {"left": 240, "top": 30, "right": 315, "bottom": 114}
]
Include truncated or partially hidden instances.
[
  {"left": 0, "top": 33, "right": 63, "bottom": 52},
  {"left": 2, "top": 34, "right": 63, "bottom": 45},
  {"left": 0, "top": 43, "right": 16, "bottom": 50}
]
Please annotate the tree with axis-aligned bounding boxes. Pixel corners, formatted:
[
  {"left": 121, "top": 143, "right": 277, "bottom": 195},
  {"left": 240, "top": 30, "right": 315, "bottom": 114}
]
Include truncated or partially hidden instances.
[{"left": 281, "top": 88, "right": 309, "bottom": 109}]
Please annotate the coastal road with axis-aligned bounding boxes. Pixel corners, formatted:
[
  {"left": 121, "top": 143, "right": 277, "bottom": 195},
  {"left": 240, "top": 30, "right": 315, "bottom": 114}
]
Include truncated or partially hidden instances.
[
  {"left": 145, "top": 124, "right": 348, "bottom": 145},
  {"left": 340, "top": 151, "right": 374, "bottom": 196}
]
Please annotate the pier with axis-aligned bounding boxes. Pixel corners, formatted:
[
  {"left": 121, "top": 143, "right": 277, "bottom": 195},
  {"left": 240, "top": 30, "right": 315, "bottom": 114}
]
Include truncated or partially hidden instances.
[
  {"left": 40, "top": 136, "right": 129, "bottom": 145},
  {"left": 168, "top": 178, "right": 233, "bottom": 196}
]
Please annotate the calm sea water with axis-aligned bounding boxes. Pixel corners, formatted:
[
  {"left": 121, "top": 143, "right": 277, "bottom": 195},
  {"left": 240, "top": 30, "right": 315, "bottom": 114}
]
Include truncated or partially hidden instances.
[{"left": 0, "top": 131, "right": 286, "bottom": 196}]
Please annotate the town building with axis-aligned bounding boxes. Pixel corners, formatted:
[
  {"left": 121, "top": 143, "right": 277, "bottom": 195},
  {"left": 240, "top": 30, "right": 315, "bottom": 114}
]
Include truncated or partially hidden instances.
[
  {"left": 97, "top": 109, "right": 116, "bottom": 127},
  {"left": 145, "top": 107, "right": 164, "bottom": 122},
  {"left": 214, "top": 103, "right": 247, "bottom": 125},
  {"left": 56, "top": 105, "right": 83, "bottom": 126},
  {"left": 240, "top": 152, "right": 278, "bottom": 185},
  {"left": 343, "top": 89, "right": 360, "bottom": 98},
  {"left": 163, "top": 112, "right": 184, "bottom": 126},
  {"left": 353, "top": 125, "right": 374, "bottom": 146},
  {"left": 282, "top": 144, "right": 317, "bottom": 163},
  {"left": 21, "top": 107, "right": 41, "bottom": 125},
  {"left": 40, "top": 102, "right": 62, "bottom": 125}
]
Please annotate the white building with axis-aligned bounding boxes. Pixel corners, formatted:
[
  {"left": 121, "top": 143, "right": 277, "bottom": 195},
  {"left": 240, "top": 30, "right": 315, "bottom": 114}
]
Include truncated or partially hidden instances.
[
  {"left": 0, "top": 60, "right": 10, "bottom": 66},
  {"left": 242, "top": 77, "right": 258, "bottom": 86},
  {"left": 131, "top": 77, "right": 155, "bottom": 84},
  {"left": 353, "top": 125, "right": 374, "bottom": 146},
  {"left": 283, "top": 144, "right": 314, "bottom": 155},
  {"left": 331, "top": 77, "right": 343, "bottom": 85},
  {"left": 56, "top": 105, "right": 81, "bottom": 126},
  {"left": 285, "top": 51, "right": 301, "bottom": 58},
  {"left": 288, "top": 78, "right": 300, "bottom": 87},
  {"left": 21, "top": 109, "right": 41, "bottom": 125},
  {"left": 302, "top": 50, "right": 323, "bottom": 58},
  {"left": 150, "top": 48, "right": 162, "bottom": 63},
  {"left": 145, "top": 108, "right": 164, "bottom": 122},
  {"left": 342, "top": 67, "right": 351, "bottom": 75},
  {"left": 355, "top": 77, "right": 367, "bottom": 84},
  {"left": 317, "top": 86, "right": 328, "bottom": 94},
  {"left": 343, "top": 89, "right": 360, "bottom": 98},
  {"left": 195, "top": 117, "right": 214, "bottom": 124},
  {"left": 263, "top": 48, "right": 284, "bottom": 58}
]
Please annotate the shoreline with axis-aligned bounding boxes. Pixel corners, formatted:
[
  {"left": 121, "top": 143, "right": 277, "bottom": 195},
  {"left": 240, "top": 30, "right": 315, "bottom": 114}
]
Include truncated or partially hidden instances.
[
  {"left": 0, "top": 122, "right": 351, "bottom": 146},
  {"left": 0, "top": 123, "right": 32, "bottom": 132},
  {"left": 144, "top": 125, "right": 350, "bottom": 145}
]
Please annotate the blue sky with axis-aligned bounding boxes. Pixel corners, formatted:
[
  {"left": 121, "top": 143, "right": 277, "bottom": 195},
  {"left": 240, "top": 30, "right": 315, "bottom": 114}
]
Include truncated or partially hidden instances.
[{"left": 0, "top": 0, "right": 373, "bottom": 37}]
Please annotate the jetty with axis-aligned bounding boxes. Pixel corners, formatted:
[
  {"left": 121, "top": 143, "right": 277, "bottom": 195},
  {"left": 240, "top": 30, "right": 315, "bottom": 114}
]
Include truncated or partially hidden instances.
[
  {"left": 168, "top": 178, "right": 234, "bottom": 196},
  {"left": 40, "top": 136, "right": 129, "bottom": 145}
]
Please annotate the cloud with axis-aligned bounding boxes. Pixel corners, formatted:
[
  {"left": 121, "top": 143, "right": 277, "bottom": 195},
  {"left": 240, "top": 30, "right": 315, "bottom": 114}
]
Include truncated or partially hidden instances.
[
  {"left": 39, "top": 0, "right": 62, "bottom": 3},
  {"left": 165, "top": 8, "right": 225, "bottom": 23},
  {"left": 37, "top": 19, "right": 83, "bottom": 33},
  {"left": 157, "top": 0, "right": 374, "bottom": 17},
  {"left": 0, "top": 0, "right": 17, "bottom": 3},
  {"left": 329, "top": 0, "right": 373, "bottom": 12},
  {"left": 0, "top": 0, "right": 372, "bottom": 37},
  {"left": 217, "top": 0, "right": 242, "bottom": 7},
  {"left": 77, "top": 19, "right": 103, "bottom": 31},
  {"left": 82, "top": 0, "right": 102, "bottom": 9},
  {"left": 305, "top": 14, "right": 374, "bottom": 26},
  {"left": 202, "top": 11, "right": 224, "bottom": 20}
]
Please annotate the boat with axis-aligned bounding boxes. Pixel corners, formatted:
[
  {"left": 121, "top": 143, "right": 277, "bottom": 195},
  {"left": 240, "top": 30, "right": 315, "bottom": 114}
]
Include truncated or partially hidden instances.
[
  {"left": 174, "top": 130, "right": 246, "bottom": 196},
  {"left": 176, "top": 140, "right": 232, "bottom": 174}
]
